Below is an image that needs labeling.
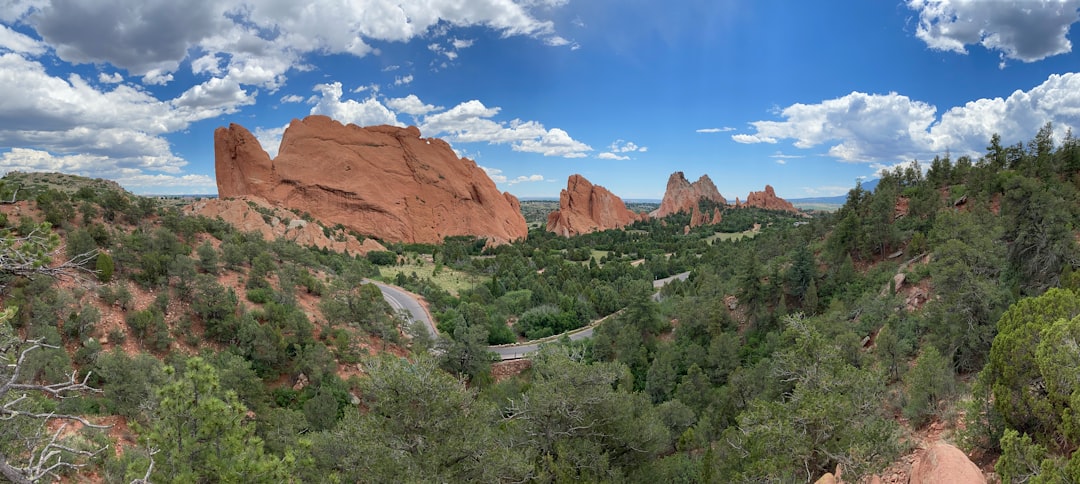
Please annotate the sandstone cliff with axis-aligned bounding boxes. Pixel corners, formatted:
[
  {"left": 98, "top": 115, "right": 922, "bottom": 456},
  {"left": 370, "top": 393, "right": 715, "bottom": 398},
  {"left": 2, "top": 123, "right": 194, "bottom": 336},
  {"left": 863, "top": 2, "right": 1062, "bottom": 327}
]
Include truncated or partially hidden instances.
[
  {"left": 215, "top": 116, "right": 528, "bottom": 245},
  {"left": 741, "top": 185, "right": 799, "bottom": 213},
  {"left": 546, "top": 174, "right": 647, "bottom": 237},
  {"left": 651, "top": 172, "right": 727, "bottom": 219}
]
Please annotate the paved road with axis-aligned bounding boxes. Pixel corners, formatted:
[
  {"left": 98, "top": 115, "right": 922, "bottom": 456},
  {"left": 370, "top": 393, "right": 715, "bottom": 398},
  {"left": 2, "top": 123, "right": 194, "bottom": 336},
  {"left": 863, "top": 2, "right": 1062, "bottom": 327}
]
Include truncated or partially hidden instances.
[
  {"left": 366, "top": 280, "right": 439, "bottom": 339},
  {"left": 369, "top": 271, "right": 691, "bottom": 361}
]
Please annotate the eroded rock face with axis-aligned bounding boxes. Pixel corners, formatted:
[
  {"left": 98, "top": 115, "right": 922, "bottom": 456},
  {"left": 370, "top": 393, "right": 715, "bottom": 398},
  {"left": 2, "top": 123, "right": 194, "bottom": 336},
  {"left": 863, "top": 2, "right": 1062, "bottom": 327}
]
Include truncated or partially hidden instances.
[
  {"left": 215, "top": 116, "right": 527, "bottom": 245},
  {"left": 909, "top": 443, "right": 985, "bottom": 484},
  {"left": 742, "top": 185, "right": 798, "bottom": 213},
  {"left": 186, "top": 197, "right": 388, "bottom": 255},
  {"left": 652, "top": 172, "right": 727, "bottom": 219},
  {"left": 546, "top": 174, "right": 647, "bottom": 237}
]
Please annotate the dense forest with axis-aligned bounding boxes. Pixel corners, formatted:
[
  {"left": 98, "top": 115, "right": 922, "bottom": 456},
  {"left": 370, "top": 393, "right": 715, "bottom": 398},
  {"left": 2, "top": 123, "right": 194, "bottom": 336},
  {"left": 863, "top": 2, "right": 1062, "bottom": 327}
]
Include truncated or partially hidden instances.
[{"left": 2, "top": 122, "right": 1080, "bottom": 482}]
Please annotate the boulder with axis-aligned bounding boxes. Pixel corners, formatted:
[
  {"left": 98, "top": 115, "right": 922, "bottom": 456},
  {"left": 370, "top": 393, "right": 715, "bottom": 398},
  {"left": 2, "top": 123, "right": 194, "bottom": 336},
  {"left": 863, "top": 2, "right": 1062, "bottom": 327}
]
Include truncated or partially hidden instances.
[
  {"left": 742, "top": 185, "right": 798, "bottom": 213},
  {"left": 651, "top": 172, "right": 727, "bottom": 221},
  {"left": 215, "top": 115, "right": 527, "bottom": 245},
  {"left": 546, "top": 174, "right": 647, "bottom": 237},
  {"left": 909, "top": 442, "right": 985, "bottom": 484}
]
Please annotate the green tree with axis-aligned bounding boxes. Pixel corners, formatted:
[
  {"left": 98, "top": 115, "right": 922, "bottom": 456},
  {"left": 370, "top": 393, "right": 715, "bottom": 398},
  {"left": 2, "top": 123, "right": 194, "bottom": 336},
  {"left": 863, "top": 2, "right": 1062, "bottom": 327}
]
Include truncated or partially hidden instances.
[
  {"left": 509, "top": 347, "right": 669, "bottom": 481},
  {"left": 142, "top": 357, "right": 289, "bottom": 483},
  {"left": 719, "top": 315, "right": 899, "bottom": 480},
  {"left": 903, "top": 346, "right": 954, "bottom": 426},
  {"left": 311, "top": 354, "right": 527, "bottom": 482}
]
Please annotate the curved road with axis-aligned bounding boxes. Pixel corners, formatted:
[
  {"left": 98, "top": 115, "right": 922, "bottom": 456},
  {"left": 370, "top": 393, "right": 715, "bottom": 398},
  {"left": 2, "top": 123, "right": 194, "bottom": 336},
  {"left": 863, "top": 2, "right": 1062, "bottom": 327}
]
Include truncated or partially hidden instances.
[
  {"left": 368, "top": 271, "right": 690, "bottom": 360},
  {"left": 366, "top": 280, "right": 439, "bottom": 339}
]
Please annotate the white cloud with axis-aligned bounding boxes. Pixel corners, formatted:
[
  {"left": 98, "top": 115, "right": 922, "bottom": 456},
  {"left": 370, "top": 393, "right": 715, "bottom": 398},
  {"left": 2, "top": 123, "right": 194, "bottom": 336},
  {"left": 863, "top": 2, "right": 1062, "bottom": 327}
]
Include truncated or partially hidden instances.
[
  {"left": 479, "top": 166, "right": 543, "bottom": 185},
  {"left": 0, "top": 148, "right": 214, "bottom": 193},
  {"left": 420, "top": 99, "right": 591, "bottom": 157},
  {"left": 609, "top": 139, "right": 646, "bottom": 152},
  {"left": 310, "top": 82, "right": 401, "bottom": 127},
  {"left": 141, "top": 69, "right": 173, "bottom": 86},
  {"left": 191, "top": 53, "right": 221, "bottom": 75},
  {"left": 480, "top": 166, "right": 507, "bottom": 183},
  {"left": 597, "top": 152, "right": 629, "bottom": 160},
  {"left": 732, "top": 133, "right": 777, "bottom": 144},
  {"left": 394, "top": 74, "right": 413, "bottom": 86},
  {"left": 508, "top": 174, "right": 544, "bottom": 184},
  {"left": 386, "top": 94, "right": 441, "bottom": 116},
  {"left": 734, "top": 73, "right": 1080, "bottom": 163},
  {"left": 173, "top": 77, "right": 255, "bottom": 113},
  {"left": 907, "top": 0, "right": 1080, "bottom": 63},
  {"left": 770, "top": 151, "right": 804, "bottom": 159},
  {"left": 280, "top": 94, "right": 304, "bottom": 103},
  {"left": 696, "top": 127, "right": 735, "bottom": 133},
  {"left": 254, "top": 124, "right": 288, "bottom": 159},
  {"left": 17, "top": 0, "right": 569, "bottom": 89},
  {"left": 774, "top": 159, "right": 786, "bottom": 165},
  {"left": 0, "top": 24, "right": 44, "bottom": 55},
  {"left": 98, "top": 72, "right": 123, "bottom": 84},
  {"left": 382, "top": 64, "right": 400, "bottom": 72},
  {"left": 513, "top": 128, "right": 591, "bottom": 157}
]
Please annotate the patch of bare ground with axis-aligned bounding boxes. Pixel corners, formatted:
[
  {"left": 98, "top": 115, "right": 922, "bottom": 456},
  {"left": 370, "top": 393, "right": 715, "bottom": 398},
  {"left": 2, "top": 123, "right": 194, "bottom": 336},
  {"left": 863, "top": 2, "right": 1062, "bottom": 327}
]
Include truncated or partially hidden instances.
[{"left": 492, "top": 359, "right": 532, "bottom": 383}]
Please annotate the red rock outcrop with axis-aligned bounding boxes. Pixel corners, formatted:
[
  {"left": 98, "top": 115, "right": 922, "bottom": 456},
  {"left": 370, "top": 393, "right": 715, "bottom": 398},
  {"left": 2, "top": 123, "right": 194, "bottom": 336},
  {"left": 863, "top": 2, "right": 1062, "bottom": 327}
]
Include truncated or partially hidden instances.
[
  {"left": 741, "top": 185, "right": 798, "bottom": 213},
  {"left": 909, "top": 442, "right": 985, "bottom": 484},
  {"left": 652, "top": 172, "right": 727, "bottom": 219},
  {"left": 186, "top": 197, "right": 388, "bottom": 255},
  {"left": 546, "top": 174, "right": 647, "bottom": 237},
  {"left": 215, "top": 115, "right": 528, "bottom": 245}
]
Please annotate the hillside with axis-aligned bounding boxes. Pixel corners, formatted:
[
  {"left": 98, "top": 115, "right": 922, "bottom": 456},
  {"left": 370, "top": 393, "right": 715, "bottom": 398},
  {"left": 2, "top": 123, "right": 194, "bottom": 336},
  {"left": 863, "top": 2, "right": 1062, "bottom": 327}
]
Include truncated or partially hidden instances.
[{"left": 2, "top": 124, "right": 1080, "bottom": 482}]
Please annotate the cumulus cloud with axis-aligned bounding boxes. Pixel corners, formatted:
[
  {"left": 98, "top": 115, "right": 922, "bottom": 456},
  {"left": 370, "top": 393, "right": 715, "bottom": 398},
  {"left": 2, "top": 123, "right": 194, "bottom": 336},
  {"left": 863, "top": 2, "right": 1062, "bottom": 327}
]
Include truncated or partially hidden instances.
[
  {"left": 98, "top": 72, "right": 123, "bottom": 84},
  {"left": 907, "top": 0, "right": 1080, "bottom": 63},
  {"left": 394, "top": 74, "right": 413, "bottom": 86},
  {"left": 280, "top": 94, "right": 304, "bottom": 103},
  {"left": 21, "top": 0, "right": 567, "bottom": 86},
  {"left": 310, "top": 82, "right": 401, "bottom": 127},
  {"left": 0, "top": 148, "right": 214, "bottom": 193},
  {"left": 696, "top": 127, "right": 735, "bottom": 133},
  {"left": 480, "top": 166, "right": 507, "bottom": 183},
  {"left": 420, "top": 99, "right": 591, "bottom": 157},
  {"left": 254, "top": 124, "right": 288, "bottom": 159},
  {"left": 173, "top": 77, "right": 255, "bottom": 112},
  {"left": 508, "top": 174, "right": 544, "bottom": 184},
  {"left": 386, "top": 94, "right": 441, "bottom": 116},
  {"left": 0, "top": 24, "right": 44, "bottom": 54},
  {"left": 596, "top": 139, "right": 646, "bottom": 160},
  {"left": 479, "top": 166, "right": 543, "bottom": 185},
  {"left": 734, "top": 73, "right": 1080, "bottom": 162}
]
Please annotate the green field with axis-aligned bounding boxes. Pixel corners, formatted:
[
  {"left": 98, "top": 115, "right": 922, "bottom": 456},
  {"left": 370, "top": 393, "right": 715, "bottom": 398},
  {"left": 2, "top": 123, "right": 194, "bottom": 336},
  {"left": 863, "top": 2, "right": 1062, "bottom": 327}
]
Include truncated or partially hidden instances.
[
  {"left": 705, "top": 228, "right": 759, "bottom": 244},
  {"left": 378, "top": 258, "right": 485, "bottom": 296}
]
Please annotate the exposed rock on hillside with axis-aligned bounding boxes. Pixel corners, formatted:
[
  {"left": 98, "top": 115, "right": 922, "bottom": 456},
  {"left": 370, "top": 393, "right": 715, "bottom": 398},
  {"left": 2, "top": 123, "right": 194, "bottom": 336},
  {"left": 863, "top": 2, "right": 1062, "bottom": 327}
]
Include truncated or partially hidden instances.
[
  {"left": 215, "top": 115, "right": 528, "bottom": 245},
  {"left": 546, "top": 174, "right": 647, "bottom": 237},
  {"left": 741, "top": 185, "right": 799, "bottom": 213},
  {"left": 909, "top": 442, "right": 985, "bottom": 484},
  {"left": 652, "top": 172, "right": 727, "bottom": 219},
  {"left": 186, "top": 197, "right": 388, "bottom": 255}
]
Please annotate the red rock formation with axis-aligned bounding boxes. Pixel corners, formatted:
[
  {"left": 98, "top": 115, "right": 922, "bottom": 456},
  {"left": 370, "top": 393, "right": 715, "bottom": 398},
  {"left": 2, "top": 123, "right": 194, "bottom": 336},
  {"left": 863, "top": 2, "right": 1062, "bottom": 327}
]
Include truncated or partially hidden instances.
[
  {"left": 652, "top": 172, "right": 727, "bottom": 219},
  {"left": 215, "top": 116, "right": 528, "bottom": 245},
  {"left": 186, "top": 197, "right": 388, "bottom": 255},
  {"left": 741, "top": 185, "right": 798, "bottom": 213},
  {"left": 909, "top": 443, "right": 985, "bottom": 484},
  {"left": 546, "top": 174, "right": 647, "bottom": 237}
]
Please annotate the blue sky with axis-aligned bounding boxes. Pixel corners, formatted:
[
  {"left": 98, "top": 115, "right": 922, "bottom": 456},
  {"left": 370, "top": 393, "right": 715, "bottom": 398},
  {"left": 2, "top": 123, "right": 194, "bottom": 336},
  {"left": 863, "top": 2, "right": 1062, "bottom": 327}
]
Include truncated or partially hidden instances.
[{"left": 3, "top": 1, "right": 1080, "bottom": 199}]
